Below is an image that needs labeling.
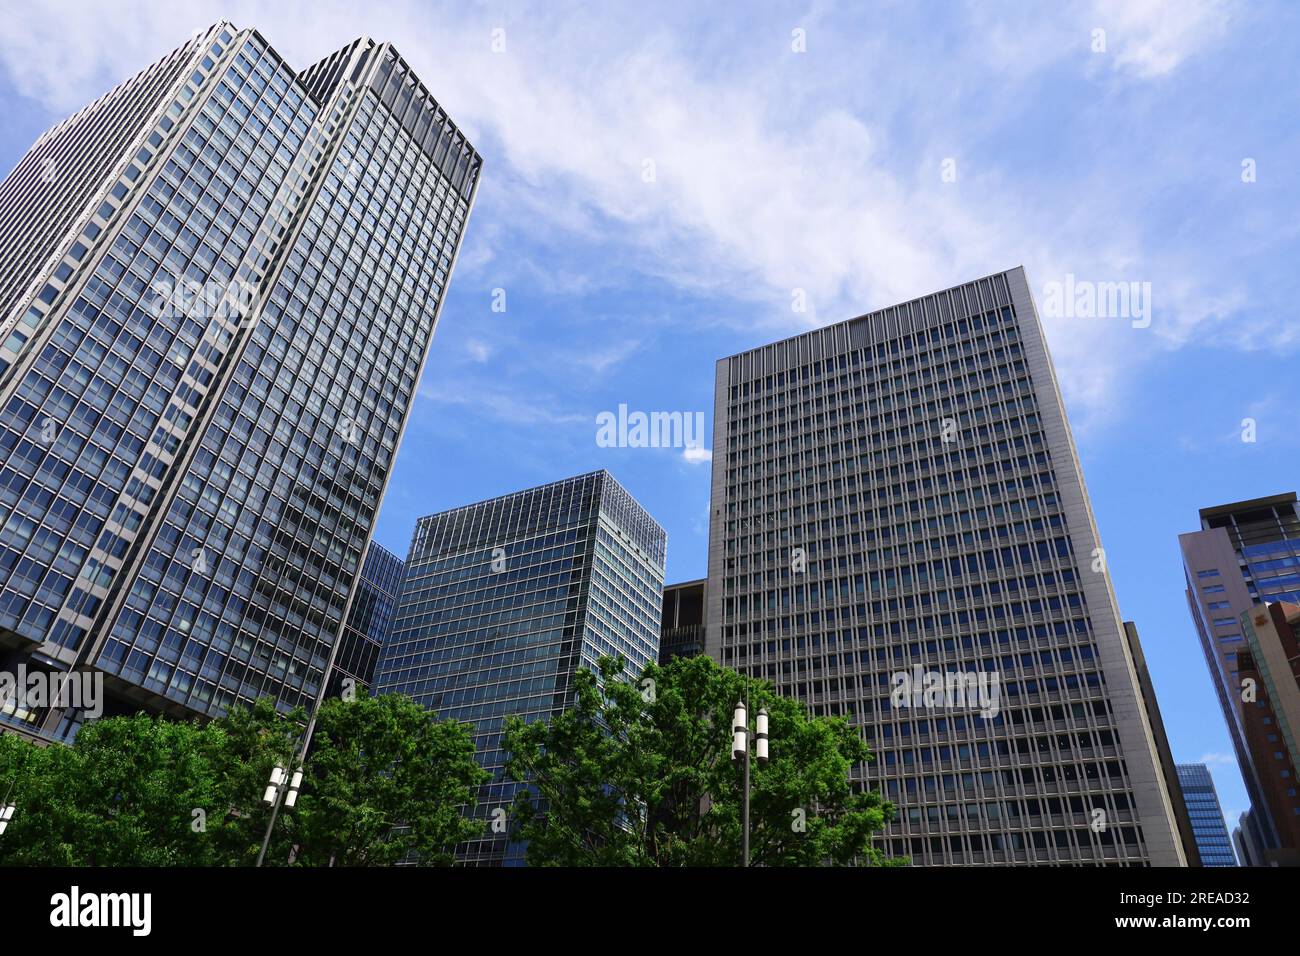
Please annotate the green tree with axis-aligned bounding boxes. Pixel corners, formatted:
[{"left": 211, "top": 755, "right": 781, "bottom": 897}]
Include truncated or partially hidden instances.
[
  {"left": 281, "top": 691, "right": 487, "bottom": 866},
  {"left": 205, "top": 697, "right": 303, "bottom": 864},
  {"left": 0, "top": 707, "right": 292, "bottom": 866},
  {"left": 503, "top": 654, "right": 902, "bottom": 867}
]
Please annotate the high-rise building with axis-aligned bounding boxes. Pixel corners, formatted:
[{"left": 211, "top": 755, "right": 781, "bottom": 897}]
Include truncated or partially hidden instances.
[
  {"left": 1176, "top": 763, "right": 1237, "bottom": 866},
  {"left": 1179, "top": 494, "right": 1300, "bottom": 865},
  {"left": 1234, "top": 809, "right": 1267, "bottom": 867},
  {"left": 1122, "top": 621, "right": 1201, "bottom": 865},
  {"left": 373, "top": 470, "right": 666, "bottom": 865},
  {"left": 706, "top": 266, "right": 1185, "bottom": 865},
  {"left": 1240, "top": 602, "right": 1300, "bottom": 779},
  {"left": 0, "top": 22, "right": 480, "bottom": 742},
  {"left": 659, "top": 578, "right": 706, "bottom": 664},
  {"left": 327, "top": 539, "right": 405, "bottom": 701}
]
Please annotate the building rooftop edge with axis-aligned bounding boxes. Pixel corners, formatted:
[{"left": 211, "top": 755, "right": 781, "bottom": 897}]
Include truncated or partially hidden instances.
[
  {"left": 716, "top": 265, "right": 1027, "bottom": 365},
  {"left": 1197, "top": 492, "right": 1298, "bottom": 522}
]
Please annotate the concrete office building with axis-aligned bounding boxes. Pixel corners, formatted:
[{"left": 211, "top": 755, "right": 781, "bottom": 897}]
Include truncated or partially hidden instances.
[
  {"left": 660, "top": 578, "right": 706, "bottom": 664},
  {"left": 1176, "top": 763, "right": 1237, "bottom": 866},
  {"left": 1234, "top": 809, "right": 1268, "bottom": 867},
  {"left": 706, "top": 266, "right": 1185, "bottom": 865},
  {"left": 1123, "top": 621, "right": 1201, "bottom": 865},
  {"left": 1179, "top": 494, "right": 1300, "bottom": 865},
  {"left": 374, "top": 471, "right": 666, "bottom": 865},
  {"left": 0, "top": 22, "right": 479, "bottom": 741}
]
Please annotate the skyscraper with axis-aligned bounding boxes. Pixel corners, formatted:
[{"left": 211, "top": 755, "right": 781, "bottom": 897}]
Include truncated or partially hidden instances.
[
  {"left": 1179, "top": 493, "right": 1300, "bottom": 865},
  {"left": 373, "top": 470, "right": 666, "bottom": 865},
  {"left": 327, "top": 539, "right": 405, "bottom": 701},
  {"left": 1176, "top": 763, "right": 1237, "bottom": 867},
  {"left": 1122, "top": 620, "right": 1201, "bottom": 865},
  {"left": 0, "top": 22, "right": 480, "bottom": 742},
  {"left": 659, "top": 578, "right": 706, "bottom": 664},
  {"left": 706, "top": 266, "right": 1185, "bottom": 865},
  {"left": 1234, "top": 809, "right": 1268, "bottom": 867}
]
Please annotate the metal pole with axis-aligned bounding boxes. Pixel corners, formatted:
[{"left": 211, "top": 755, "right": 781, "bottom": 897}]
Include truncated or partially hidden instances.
[
  {"left": 1, "top": 744, "right": 26, "bottom": 807},
  {"left": 742, "top": 678, "right": 750, "bottom": 867},
  {"left": 255, "top": 704, "right": 318, "bottom": 867}
]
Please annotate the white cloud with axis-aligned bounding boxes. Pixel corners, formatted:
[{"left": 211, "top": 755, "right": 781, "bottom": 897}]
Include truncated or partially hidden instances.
[
  {"left": 417, "top": 382, "right": 587, "bottom": 429},
  {"left": 682, "top": 445, "right": 711, "bottom": 465},
  {"left": 0, "top": 0, "right": 1273, "bottom": 435},
  {"left": 1197, "top": 752, "right": 1237, "bottom": 766},
  {"left": 569, "top": 337, "right": 643, "bottom": 375},
  {"left": 1094, "top": 0, "right": 1237, "bottom": 78}
]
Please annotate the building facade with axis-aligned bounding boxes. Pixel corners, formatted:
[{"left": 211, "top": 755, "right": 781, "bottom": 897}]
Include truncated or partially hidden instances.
[
  {"left": 327, "top": 539, "right": 405, "bottom": 701},
  {"left": 373, "top": 470, "right": 666, "bottom": 865},
  {"left": 1240, "top": 602, "right": 1300, "bottom": 785},
  {"left": 706, "top": 266, "right": 1185, "bottom": 865},
  {"left": 1179, "top": 494, "right": 1300, "bottom": 865},
  {"left": 659, "top": 578, "right": 706, "bottom": 664},
  {"left": 1176, "top": 763, "right": 1237, "bottom": 866},
  {"left": 1234, "top": 809, "right": 1268, "bottom": 867},
  {"left": 0, "top": 22, "right": 479, "bottom": 742},
  {"left": 1122, "top": 621, "right": 1201, "bottom": 865}
]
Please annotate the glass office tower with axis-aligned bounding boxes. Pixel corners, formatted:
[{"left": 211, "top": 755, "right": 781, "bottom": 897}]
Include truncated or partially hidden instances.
[
  {"left": 0, "top": 22, "right": 480, "bottom": 741},
  {"left": 706, "top": 266, "right": 1185, "bottom": 865},
  {"left": 374, "top": 470, "right": 666, "bottom": 865},
  {"left": 327, "top": 540, "right": 405, "bottom": 700},
  {"left": 1176, "top": 763, "right": 1237, "bottom": 866}
]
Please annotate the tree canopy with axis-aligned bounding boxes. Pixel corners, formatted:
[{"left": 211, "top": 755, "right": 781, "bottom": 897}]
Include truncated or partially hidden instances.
[
  {"left": 0, "top": 691, "right": 483, "bottom": 866},
  {"left": 503, "top": 654, "right": 901, "bottom": 866}
]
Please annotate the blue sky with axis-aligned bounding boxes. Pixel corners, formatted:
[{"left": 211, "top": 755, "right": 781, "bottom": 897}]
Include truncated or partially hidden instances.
[{"left": 2, "top": 0, "right": 1297, "bottom": 833}]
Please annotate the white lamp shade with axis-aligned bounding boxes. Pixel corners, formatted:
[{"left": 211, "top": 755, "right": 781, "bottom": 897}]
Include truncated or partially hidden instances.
[
  {"left": 735, "top": 729, "right": 750, "bottom": 759},
  {"left": 732, "top": 699, "right": 747, "bottom": 759}
]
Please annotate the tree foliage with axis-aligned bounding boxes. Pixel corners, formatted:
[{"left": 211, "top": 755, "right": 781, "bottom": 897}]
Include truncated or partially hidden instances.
[
  {"left": 0, "top": 701, "right": 292, "bottom": 865},
  {"left": 0, "top": 692, "right": 483, "bottom": 866},
  {"left": 280, "top": 691, "right": 486, "bottom": 866},
  {"left": 503, "top": 654, "right": 902, "bottom": 866}
]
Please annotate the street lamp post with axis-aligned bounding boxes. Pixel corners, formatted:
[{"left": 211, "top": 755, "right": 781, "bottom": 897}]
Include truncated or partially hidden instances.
[
  {"left": 255, "top": 732, "right": 309, "bottom": 867},
  {"left": 732, "top": 690, "right": 769, "bottom": 867},
  {"left": 0, "top": 746, "right": 28, "bottom": 838}
]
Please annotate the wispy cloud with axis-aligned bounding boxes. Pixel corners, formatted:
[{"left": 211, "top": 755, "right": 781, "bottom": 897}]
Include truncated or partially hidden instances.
[
  {"left": 1093, "top": 0, "right": 1238, "bottom": 78},
  {"left": 417, "top": 382, "right": 588, "bottom": 429},
  {"left": 0, "top": 0, "right": 1289, "bottom": 438},
  {"left": 1197, "top": 752, "right": 1238, "bottom": 766}
]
